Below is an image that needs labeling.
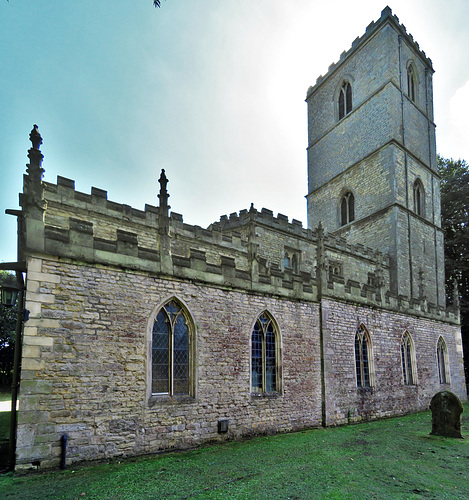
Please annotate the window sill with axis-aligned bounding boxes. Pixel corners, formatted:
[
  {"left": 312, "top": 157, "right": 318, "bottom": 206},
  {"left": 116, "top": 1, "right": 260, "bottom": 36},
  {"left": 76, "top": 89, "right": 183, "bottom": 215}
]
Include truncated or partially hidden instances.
[
  {"left": 357, "top": 387, "right": 373, "bottom": 395},
  {"left": 149, "top": 394, "right": 195, "bottom": 407},
  {"left": 251, "top": 392, "right": 281, "bottom": 400}
]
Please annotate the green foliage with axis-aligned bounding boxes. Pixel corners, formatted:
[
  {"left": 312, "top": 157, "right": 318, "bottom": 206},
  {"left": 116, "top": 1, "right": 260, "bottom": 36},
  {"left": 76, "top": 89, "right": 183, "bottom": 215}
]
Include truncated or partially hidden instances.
[
  {"left": 438, "top": 155, "right": 469, "bottom": 377},
  {"left": 0, "top": 271, "right": 16, "bottom": 390},
  {"left": 0, "top": 406, "right": 468, "bottom": 498}
]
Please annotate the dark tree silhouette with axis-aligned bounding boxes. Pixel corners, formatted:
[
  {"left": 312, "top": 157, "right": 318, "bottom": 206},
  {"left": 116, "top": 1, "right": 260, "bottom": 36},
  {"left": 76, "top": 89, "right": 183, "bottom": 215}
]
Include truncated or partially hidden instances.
[{"left": 438, "top": 155, "right": 469, "bottom": 381}]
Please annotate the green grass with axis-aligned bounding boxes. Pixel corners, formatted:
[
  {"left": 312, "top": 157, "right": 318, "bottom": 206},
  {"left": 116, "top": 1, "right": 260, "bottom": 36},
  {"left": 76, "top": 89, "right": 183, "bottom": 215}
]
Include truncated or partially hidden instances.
[
  {"left": 0, "top": 393, "right": 12, "bottom": 470},
  {"left": 0, "top": 405, "right": 468, "bottom": 499},
  {"left": 0, "top": 393, "right": 11, "bottom": 403}
]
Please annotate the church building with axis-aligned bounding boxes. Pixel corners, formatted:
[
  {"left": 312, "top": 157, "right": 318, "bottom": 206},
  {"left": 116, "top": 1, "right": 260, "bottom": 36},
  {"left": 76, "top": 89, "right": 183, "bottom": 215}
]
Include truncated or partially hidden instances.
[{"left": 8, "top": 7, "right": 466, "bottom": 470}]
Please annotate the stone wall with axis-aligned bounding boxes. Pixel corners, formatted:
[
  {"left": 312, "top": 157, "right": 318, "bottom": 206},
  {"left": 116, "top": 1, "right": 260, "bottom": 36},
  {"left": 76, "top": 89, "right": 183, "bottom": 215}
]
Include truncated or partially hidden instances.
[
  {"left": 17, "top": 256, "right": 323, "bottom": 468},
  {"left": 322, "top": 298, "right": 466, "bottom": 426}
]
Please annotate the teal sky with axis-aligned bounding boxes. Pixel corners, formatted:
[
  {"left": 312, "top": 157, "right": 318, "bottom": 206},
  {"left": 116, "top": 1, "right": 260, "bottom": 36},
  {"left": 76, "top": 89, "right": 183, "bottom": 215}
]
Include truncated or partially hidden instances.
[{"left": 1, "top": 0, "right": 469, "bottom": 263}]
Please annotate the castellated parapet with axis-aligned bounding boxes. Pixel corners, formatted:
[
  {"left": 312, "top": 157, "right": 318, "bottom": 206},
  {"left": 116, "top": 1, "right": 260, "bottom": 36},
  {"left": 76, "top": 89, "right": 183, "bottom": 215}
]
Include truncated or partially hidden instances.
[{"left": 19, "top": 160, "right": 457, "bottom": 323}]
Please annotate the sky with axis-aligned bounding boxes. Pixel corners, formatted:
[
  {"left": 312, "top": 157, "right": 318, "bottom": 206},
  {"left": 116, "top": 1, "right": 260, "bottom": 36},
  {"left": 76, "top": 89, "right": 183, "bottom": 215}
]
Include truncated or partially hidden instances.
[{"left": 1, "top": 0, "right": 469, "bottom": 264}]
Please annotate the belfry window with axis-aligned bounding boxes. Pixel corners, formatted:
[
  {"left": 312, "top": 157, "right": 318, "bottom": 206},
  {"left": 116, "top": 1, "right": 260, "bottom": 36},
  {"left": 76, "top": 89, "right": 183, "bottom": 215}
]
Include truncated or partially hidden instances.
[
  {"left": 251, "top": 312, "right": 280, "bottom": 393},
  {"left": 152, "top": 299, "right": 192, "bottom": 396},
  {"left": 338, "top": 81, "right": 353, "bottom": 120},
  {"left": 437, "top": 337, "right": 450, "bottom": 384},
  {"left": 355, "top": 325, "right": 372, "bottom": 388},
  {"left": 340, "top": 191, "right": 355, "bottom": 226},
  {"left": 401, "top": 331, "right": 416, "bottom": 385},
  {"left": 407, "top": 65, "right": 416, "bottom": 102},
  {"left": 413, "top": 179, "right": 424, "bottom": 217}
]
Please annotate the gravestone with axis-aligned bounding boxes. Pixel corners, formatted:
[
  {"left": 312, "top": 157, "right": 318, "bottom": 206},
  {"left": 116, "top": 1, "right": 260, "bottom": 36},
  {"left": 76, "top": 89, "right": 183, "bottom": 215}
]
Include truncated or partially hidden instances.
[{"left": 430, "top": 391, "right": 463, "bottom": 438}]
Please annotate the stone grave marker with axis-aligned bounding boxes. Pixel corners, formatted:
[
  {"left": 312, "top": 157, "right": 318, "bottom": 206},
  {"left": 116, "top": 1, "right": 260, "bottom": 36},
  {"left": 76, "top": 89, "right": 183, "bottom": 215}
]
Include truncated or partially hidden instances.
[{"left": 430, "top": 391, "right": 464, "bottom": 438}]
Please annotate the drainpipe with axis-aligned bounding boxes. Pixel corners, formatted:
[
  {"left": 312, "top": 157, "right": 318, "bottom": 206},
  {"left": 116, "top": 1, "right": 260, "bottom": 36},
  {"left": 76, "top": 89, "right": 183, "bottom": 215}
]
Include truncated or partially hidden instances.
[
  {"left": 316, "top": 223, "right": 327, "bottom": 427},
  {"left": 8, "top": 270, "right": 25, "bottom": 471}
]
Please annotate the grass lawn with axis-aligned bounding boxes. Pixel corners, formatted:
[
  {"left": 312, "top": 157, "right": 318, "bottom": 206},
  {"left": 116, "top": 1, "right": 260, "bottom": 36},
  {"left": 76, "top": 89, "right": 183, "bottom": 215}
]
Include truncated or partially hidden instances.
[
  {"left": 0, "top": 393, "right": 11, "bottom": 403},
  {"left": 0, "top": 393, "right": 12, "bottom": 471},
  {"left": 0, "top": 404, "right": 468, "bottom": 499}
]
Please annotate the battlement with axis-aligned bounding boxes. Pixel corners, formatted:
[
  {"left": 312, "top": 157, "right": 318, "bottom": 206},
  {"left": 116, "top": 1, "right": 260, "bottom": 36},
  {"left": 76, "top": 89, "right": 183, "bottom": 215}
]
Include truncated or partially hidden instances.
[
  {"left": 16, "top": 125, "right": 457, "bottom": 323},
  {"left": 306, "top": 6, "right": 433, "bottom": 99},
  {"left": 211, "top": 206, "right": 314, "bottom": 240}
]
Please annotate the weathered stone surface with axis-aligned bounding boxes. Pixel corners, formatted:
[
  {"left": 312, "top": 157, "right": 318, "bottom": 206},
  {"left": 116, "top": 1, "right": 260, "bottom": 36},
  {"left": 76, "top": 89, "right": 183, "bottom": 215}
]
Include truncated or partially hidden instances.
[{"left": 430, "top": 391, "right": 464, "bottom": 438}]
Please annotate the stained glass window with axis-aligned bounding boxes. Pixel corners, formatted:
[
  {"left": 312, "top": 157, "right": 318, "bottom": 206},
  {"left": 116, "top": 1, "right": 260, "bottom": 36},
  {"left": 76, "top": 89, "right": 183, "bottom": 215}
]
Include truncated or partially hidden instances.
[
  {"left": 152, "top": 300, "right": 191, "bottom": 395},
  {"left": 251, "top": 313, "right": 278, "bottom": 393},
  {"left": 355, "top": 326, "right": 372, "bottom": 388},
  {"left": 339, "top": 82, "right": 352, "bottom": 120},
  {"left": 340, "top": 191, "right": 355, "bottom": 226},
  {"left": 401, "top": 331, "right": 415, "bottom": 385},
  {"left": 407, "top": 65, "right": 416, "bottom": 102},
  {"left": 413, "top": 180, "right": 424, "bottom": 216},
  {"left": 437, "top": 337, "right": 449, "bottom": 384}
]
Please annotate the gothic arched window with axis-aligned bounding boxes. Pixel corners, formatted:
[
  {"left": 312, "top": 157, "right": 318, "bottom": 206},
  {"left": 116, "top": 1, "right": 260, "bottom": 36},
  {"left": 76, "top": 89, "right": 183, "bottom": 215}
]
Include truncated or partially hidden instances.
[
  {"left": 413, "top": 179, "right": 424, "bottom": 217},
  {"left": 437, "top": 337, "right": 450, "bottom": 384},
  {"left": 338, "top": 81, "right": 353, "bottom": 120},
  {"left": 407, "top": 64, "right": 416, "bottom": 102},
  {"left": 340, "top": 191, "right": 355, "bottom": 226},
  {"left": 401, "top": 331, "right": 416, "bottom": 385},
  {"left": 152, "top": 299, "right": 193, "bottom": 396},
  {"left": 355, "top": 325, "right": 373, "bottom": 388},
  {"left": 251, "top": 312, "right": 280, "bottom": 393}
]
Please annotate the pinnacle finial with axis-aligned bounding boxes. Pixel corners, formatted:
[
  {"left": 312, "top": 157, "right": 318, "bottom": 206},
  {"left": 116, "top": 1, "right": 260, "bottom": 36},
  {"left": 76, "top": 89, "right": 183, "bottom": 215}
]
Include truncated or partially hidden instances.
[
  {"left": 26, "top": 124, "right": 45, "bottom": 181},
  {"left": 29, "top": 124, "right": 43, "bottom": 151},
  {"left": 158, "top": 169, "right": 170, "bottom": 210}
]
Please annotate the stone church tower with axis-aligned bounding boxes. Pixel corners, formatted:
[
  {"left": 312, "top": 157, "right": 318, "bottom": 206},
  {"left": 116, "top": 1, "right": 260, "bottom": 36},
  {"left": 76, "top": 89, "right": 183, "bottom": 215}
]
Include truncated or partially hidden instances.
[{"left": 306, "top": 6, "right": 444, "bottom": 308}]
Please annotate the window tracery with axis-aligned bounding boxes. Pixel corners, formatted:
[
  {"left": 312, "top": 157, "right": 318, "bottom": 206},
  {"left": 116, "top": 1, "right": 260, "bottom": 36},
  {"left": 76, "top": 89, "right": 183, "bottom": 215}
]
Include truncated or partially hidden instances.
[
  {"left": 437, "top": 337, "right": 450, "bottom": 384},
  {"left": 355, "top": 325, "right": 373, "bottom": 388},
  {"left": 338, "top": 81, "right": 353, "bottom": 120},
  {"left": 152, "top": 299, "right": 192, "bottom": 396},
  {"left": 401, "top": 331, "right": 416, "bottom": 385},
  {"left": 340, "top": 191, "right": 355, "bottom": 226},
  {"left": 251, "top": 312, "right": 280, "bottom": 393}
]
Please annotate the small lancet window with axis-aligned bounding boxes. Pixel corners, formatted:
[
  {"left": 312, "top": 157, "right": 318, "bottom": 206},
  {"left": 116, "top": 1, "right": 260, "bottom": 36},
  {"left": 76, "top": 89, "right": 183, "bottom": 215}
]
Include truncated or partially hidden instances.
[
  {"left": 413, "top": 180, "right": 424, "bottom": 217},
  {"left": 284, "top": 252, "right": 291, "bottom": 269},
  {"left": 401, "top": 331, "right": 416, "bottom": 385},
  {"left": 251, "top": 312, "right": 279, "bottom": 393},
  {"left": 437, "top": 337, "right": 449, "bottom": 384},
  {"left": 152, "top": 299, "right": 191, "bottom": 396},
  {"left": 338, "top": 81, "right": 352, "bottom": 120},
  {"left": 355, "top": 325, "right": 372, "bottom": 388},
  {"left": 340, "top": 191, "right": 355, "bottom": 226},
  {"left": 407, "top": 65, "right": 416, "bottom": 102}
]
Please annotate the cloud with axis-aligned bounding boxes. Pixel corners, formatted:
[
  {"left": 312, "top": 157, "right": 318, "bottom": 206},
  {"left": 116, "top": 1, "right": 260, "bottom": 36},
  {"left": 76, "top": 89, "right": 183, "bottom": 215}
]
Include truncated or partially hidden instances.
[{"left": 447, "top": 80, "right": 469, "bottom": 160}]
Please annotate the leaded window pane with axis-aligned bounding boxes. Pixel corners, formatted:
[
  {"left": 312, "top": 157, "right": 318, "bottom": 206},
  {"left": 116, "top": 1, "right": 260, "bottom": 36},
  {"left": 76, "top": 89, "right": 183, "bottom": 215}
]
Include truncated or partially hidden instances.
[
  {"left": 252, "top": 314, "right": 278, "bottom": 393},
  {"left": 401, "top": 341, "right": 408, "bottom": 385},
  {"left": 362, "top": 336, "right": 369, "bottom": 387},
  {"left": 173, "top": 313, "right": 189, "bottom": 395},
  {"left": 346, "top": 82, "right": 352, "bottom": 113},
  {"left": 341, "top": 197, "right": 348, "bottom": 226},
  {"left": 437, "top": 340, "right": 447, "bottom": 384},
  {"left": 152, "top": 300, "right": 191, "bottom": 396},
  {"left": 355, "top": 334, "right": 362, "bottom": 387},
  {"left": 406, "top": 339, "right": 413, "bottom": 385},
  {"left": 152, "top": 311, "right": 170, "bottom": 393},
  {"left": 252, "top": 322, "right": 263, "bottom": 392},
  {"left": 265, "top": 324, "right": 276, "bottom": 392},
  {"left": 339, "top": 89, "right": 345, "bottom": 120},
  {"left": 348, "top": 193, "right": 355, "bottom": 222}
]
